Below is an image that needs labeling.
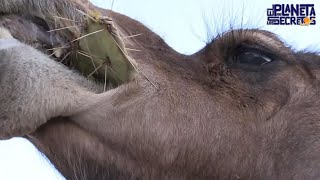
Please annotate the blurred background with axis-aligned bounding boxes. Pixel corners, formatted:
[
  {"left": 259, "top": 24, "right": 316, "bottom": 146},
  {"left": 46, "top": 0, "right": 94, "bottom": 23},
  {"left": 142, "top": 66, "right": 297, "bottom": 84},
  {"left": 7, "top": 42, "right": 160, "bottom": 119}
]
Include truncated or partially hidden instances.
[{"left": 0, "top": 0, "right": 319, "bottom": 179}]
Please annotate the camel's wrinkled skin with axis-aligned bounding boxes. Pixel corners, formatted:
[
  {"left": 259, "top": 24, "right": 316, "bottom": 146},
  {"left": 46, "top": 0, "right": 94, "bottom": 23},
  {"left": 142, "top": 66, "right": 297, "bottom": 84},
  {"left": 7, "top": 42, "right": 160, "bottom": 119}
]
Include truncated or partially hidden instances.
[{"left": 1, "top": 1, "right": 320, "bottom": 180}]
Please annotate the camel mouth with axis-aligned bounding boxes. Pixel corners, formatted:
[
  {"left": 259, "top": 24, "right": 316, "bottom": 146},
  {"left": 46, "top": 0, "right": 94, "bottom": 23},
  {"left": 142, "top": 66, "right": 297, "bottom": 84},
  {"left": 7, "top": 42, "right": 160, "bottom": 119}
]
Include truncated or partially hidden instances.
[
  {"left": 2, "top": 13, "right": 137, "bottom": 89},
  {"left": 0, "top": 10, "right": 138, "bottom": 139}
]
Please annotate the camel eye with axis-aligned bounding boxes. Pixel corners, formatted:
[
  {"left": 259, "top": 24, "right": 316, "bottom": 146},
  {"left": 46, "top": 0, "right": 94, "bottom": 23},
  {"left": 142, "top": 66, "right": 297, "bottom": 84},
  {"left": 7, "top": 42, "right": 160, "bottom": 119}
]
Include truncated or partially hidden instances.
[{"left": 233, "top": 48, "right": 273, "bottom": 66}]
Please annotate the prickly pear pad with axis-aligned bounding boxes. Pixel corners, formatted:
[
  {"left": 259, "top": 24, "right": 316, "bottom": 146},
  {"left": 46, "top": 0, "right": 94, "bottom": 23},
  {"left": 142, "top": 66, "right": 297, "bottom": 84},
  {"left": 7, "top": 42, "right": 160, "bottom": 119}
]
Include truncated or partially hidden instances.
[{"left": 72, "top": 15, "right": 136, "bottom": 86}]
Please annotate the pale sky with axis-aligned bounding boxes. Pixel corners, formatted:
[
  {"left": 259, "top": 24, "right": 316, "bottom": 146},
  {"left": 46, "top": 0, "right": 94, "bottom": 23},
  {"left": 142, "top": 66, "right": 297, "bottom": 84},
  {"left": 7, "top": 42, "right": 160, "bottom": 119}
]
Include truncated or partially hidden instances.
[{"left": 0, "top": 0, "right": 319, "bottom": 179}]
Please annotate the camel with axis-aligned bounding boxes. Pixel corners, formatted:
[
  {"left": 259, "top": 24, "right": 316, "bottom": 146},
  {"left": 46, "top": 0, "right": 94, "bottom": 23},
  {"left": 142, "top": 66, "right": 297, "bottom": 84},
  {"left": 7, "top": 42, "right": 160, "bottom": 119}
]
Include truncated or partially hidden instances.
[{"left": 1, "top": 0, "right": 320, "bottom": 179}]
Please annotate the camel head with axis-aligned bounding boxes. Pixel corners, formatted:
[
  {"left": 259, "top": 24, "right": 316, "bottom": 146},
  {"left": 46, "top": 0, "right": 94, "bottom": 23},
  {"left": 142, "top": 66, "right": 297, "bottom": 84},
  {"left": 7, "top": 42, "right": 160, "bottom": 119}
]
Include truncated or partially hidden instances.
[{"left": 0, "top": 1, "right": 320, "bottom": 179}]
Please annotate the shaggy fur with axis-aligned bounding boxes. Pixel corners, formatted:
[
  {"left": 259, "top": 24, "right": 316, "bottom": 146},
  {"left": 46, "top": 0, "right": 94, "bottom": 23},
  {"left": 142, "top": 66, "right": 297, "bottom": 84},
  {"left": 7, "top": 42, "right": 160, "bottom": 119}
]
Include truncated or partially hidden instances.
[{"left": 1, "top": 0, "right": 320, "bottom": 180}]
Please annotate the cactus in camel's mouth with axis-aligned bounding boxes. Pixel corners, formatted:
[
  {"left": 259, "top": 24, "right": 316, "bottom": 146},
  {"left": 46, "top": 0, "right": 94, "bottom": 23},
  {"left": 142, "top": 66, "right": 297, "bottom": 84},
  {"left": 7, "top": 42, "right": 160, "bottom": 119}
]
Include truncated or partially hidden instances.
[
  {"left": 0, "top": 8, "right": 138, "bottom": 89},
  {"left": 73, "top": 15, "right": 137, "bottom": 86}
]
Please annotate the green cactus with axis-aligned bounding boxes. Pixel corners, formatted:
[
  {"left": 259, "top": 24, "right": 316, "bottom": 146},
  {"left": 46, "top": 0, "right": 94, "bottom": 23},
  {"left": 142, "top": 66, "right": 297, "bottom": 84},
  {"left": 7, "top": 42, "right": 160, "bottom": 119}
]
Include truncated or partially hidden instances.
[{"left": 72, "top": 16, "right": 136, "bottom": 86}]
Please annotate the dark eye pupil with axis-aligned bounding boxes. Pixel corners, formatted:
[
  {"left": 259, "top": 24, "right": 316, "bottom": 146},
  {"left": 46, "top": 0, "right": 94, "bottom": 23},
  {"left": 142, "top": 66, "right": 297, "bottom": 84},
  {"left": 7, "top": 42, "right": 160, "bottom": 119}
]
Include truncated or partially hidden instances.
[{"left": 236, "top": 52, "right": 272, "bottom": 66}]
